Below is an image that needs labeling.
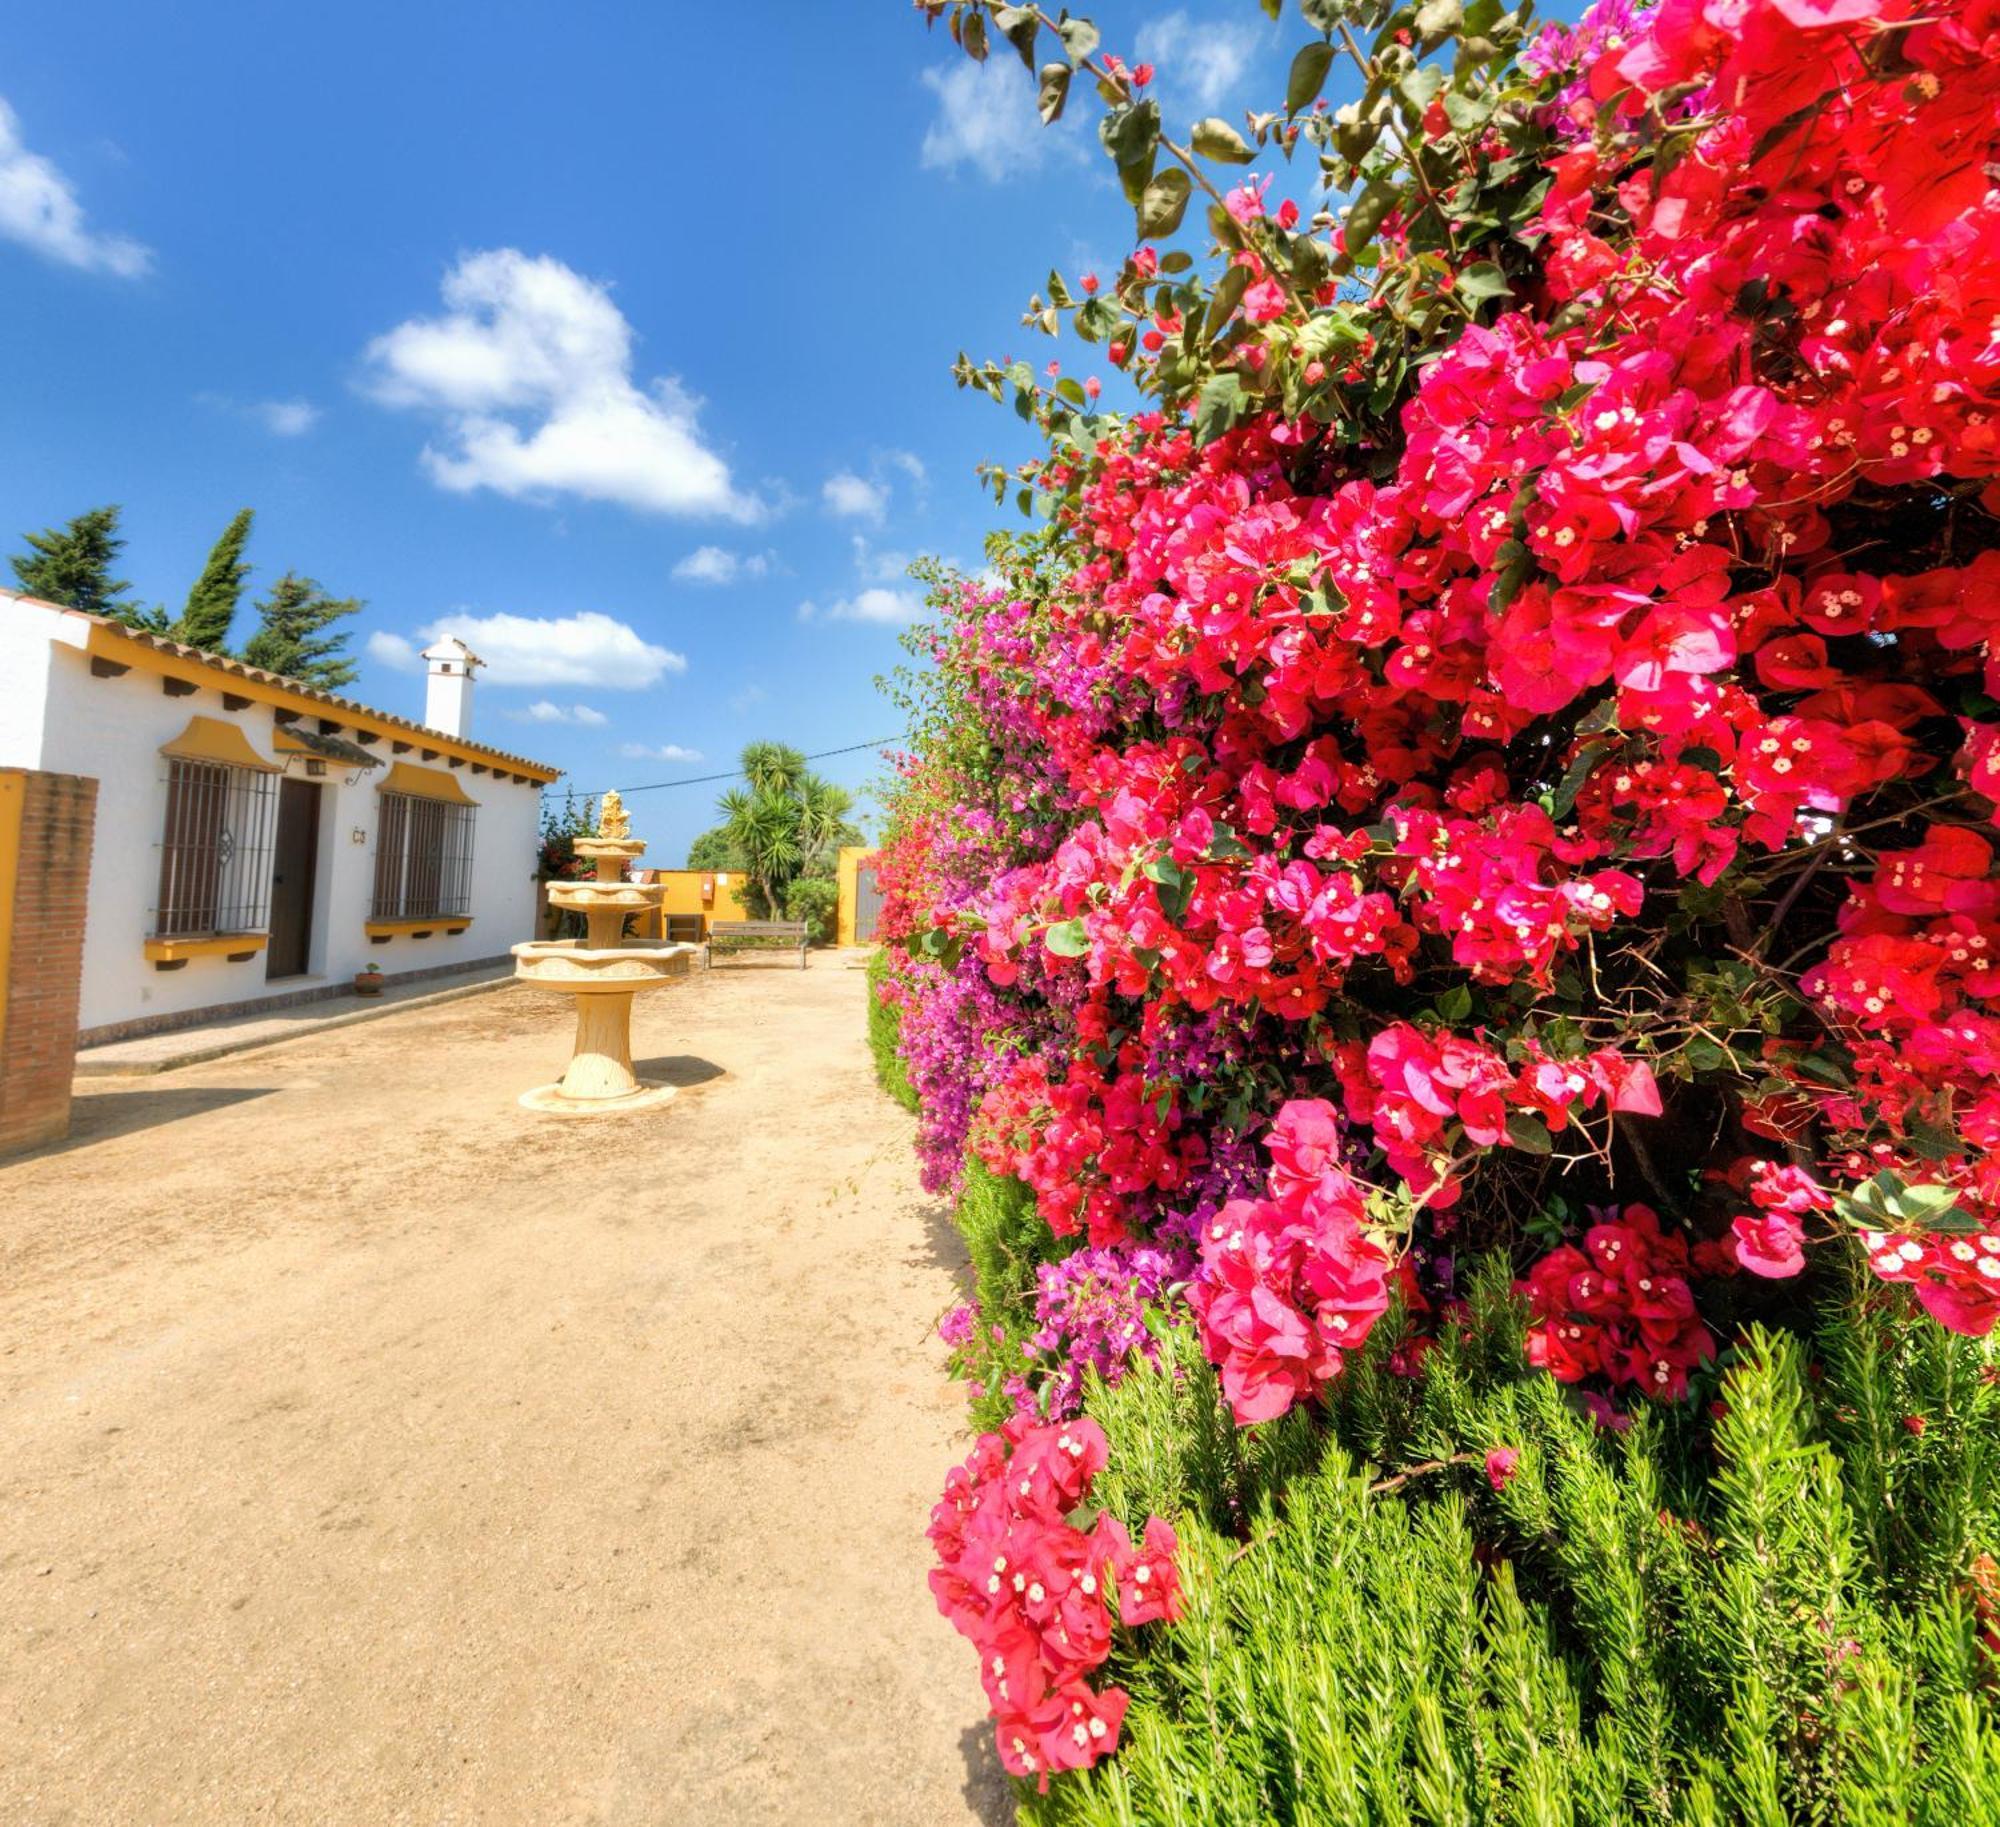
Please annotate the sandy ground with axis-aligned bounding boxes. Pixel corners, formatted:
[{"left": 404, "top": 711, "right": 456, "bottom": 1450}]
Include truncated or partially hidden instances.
[{"left": 0, "top": 954, "right": 1009, "bottom": 1826}]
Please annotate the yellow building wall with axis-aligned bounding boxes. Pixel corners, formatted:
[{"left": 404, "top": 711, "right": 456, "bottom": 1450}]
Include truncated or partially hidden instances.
[
  {"left": 633, "top": 869, "right": 749, "bottom": 937},
  {"left": 835, "top": 845, "right": 877, "bottom": 948}
]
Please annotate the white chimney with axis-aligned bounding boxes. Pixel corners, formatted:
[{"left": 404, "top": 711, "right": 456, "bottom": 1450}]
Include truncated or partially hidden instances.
[{"left": 421, "top": 635, "right": 482, "bottom": 738}]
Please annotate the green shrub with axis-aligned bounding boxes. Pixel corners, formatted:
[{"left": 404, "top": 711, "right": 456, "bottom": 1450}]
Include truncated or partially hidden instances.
[
  {"left": 1023, "top": 1273, "right": 2000, "bottom": 1827},
  {"left": 784, "top": 873, "right": 839, "bottom": 945},
  {"left": 866, "top": 948, "right": 918, "bottom": 1112},
  {"left": 950, "top": 1158, "right": 1072, "bottom": 1432}
]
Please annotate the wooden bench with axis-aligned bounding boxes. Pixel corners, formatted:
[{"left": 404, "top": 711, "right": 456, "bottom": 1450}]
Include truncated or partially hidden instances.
[{"left": 705, "top": 919, "right": 809, "bottom": 969}]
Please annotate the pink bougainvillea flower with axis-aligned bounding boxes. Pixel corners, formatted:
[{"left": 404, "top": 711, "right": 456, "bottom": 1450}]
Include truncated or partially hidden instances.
[{"left": 1731, "top": 1212, "right": 1807, "bottom": 1279}]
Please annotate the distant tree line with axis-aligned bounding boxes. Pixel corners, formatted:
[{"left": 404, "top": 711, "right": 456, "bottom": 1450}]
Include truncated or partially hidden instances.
[{"left": 9, "top": 504, "right": 361, "bottom": 690}]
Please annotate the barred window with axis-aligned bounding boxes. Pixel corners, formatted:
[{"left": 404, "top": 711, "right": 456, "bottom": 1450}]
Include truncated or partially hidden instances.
[
  {"left": 154, "top": 759, "right": 278, "bottom": 938},
  {"left": 372, "top": 793, "right": 476, "bottom": 920}
]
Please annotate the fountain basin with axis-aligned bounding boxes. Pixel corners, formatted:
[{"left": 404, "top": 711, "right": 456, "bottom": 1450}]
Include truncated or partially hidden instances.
[
  {"left": 544, "top": 881, "right": 668, "bottom": 914},
  {"left": 512, "top": 938, "right": 696, "bottom": 987},
  {"left": 572, "top": 836, "right": 646, "bottom": 863}
]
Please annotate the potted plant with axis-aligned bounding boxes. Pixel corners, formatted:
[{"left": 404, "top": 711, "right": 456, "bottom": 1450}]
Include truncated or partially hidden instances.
[{"left": 354, "top": 962, "right": 384, "bottom": 997}]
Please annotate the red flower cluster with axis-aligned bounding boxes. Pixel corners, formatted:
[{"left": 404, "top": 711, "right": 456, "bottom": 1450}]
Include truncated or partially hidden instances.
[
  {"left": 974, "top": 1046, "right": 1207, "bottom": 1247},
  {"left": 1518, "top": 1206, "right": 1718, "bottom": 1401},
  {"left": 1331, "top": 1024, "right": 1661, "bottom": 1208},
  {"left": 1189, "top": 1100, "right": 1396, "bottom": 1423},
  {"left": 1860, "top": 1223, "right": 2000, "bottom": 1338},
  {"left": 927, "top": 1416, "right": 1181, "bottom": 1786}
]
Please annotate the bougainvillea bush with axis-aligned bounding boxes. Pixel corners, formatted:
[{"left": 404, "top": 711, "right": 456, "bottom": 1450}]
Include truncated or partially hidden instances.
[{"left": 882, "top": 0, "right": 2000, "bottom": 1807}]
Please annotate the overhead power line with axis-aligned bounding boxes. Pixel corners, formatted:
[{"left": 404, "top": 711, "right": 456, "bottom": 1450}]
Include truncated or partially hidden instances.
[{"left": 543, "top": 735, "right": 904, "bottom": 800}]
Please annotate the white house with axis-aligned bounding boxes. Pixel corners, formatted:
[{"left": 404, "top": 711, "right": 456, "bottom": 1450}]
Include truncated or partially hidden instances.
[{"left": 0, "top": 588, "right": 561, "bottom": 1043}]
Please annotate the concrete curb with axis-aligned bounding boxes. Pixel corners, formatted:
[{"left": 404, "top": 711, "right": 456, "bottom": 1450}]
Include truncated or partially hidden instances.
[{"left": 74, "top": 972, "right": 521, "bottom": 1077}]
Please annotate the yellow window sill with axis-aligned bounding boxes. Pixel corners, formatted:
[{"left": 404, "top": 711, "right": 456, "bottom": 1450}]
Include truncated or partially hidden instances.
[
  {"left": 365, "top": 917, "right": 473, "bottom": 939},
  {"left": 145, "top": 934, "right": 269, "bottom": 963}
]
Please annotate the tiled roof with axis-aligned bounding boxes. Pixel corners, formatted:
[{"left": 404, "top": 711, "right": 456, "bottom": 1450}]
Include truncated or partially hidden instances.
[{"left": 6, "top": 591, "right": 563, "bottom": 782}]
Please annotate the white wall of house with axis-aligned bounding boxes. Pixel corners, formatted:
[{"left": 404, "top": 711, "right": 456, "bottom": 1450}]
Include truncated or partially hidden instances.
[
  {"left": 0, "top": 595, "right": 66, "bottom": 765},
  {"left": 1, "top": 595, "right": 548, "bottom": 1035}
]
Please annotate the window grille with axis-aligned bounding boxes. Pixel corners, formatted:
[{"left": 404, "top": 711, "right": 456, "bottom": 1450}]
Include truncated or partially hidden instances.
[
  {"left": 154, "top": 759, "right": 278, "bottom": 937},
  {"left": 372, "top": 793, "right": 477, "bottom": 920}
]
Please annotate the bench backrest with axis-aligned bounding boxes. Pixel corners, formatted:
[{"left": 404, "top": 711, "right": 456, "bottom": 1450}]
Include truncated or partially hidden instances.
[{"left": 709, "top": 921, "right": 808, "bottom": 937}]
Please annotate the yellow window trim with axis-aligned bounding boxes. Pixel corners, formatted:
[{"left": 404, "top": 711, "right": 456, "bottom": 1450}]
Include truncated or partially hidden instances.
[
  {"left": 380, "top": 761, "right": 478, "bottom": 806},
  {"left": 365, "top": 917, "right": 472, "bottom": 937},
  {"left": 144, "top": 934, "right": 269, "bottom": 962},
  {"left": 159, "top": 715, "right": 281, "bottom": 774}
]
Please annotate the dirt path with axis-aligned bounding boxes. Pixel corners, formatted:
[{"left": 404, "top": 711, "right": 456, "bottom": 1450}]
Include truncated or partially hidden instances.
[{"left": 0, "top": 955, "right": 1006, "bottom": 1826}]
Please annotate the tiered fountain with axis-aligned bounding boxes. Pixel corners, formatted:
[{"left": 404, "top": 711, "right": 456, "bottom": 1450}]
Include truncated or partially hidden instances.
[{"left": 511, "top": 790, "right": 698, "bottom": 1114}]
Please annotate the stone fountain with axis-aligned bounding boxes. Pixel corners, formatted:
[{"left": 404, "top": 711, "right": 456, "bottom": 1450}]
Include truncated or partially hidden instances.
[{"left": 511, "top": 790, "right": 697, "bottom": 1114}]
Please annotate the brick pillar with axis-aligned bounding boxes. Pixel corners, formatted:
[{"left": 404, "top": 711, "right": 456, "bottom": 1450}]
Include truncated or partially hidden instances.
[{"left": 0, "top": 769, "right": 98, "bottom": 1157}]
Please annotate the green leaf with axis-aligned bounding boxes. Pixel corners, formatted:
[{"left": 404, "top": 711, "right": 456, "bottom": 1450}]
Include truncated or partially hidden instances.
[
  {"left": 1454, "top": 260, "right": 1511, "bottom": 301},
  {"left": 1102, "top": 100, "right": 1162, "bottom": 205},
  {"left": 1203, "top": 822, "right": 1252, "bottom": 862},
  {"left": 1505, "top": 1112, "right": 1553, "bottom": 1155},
  {"left": 1415, "top": 0, "right": 1465, "bottom": 40},
  {"left": 1191, "top": 117, "right": 1256, "bottom": 164},
  {"left": 1139, "top": 166, "right": 1193, "bottom": 238},
  {"left": 1037, "top": 61, "right": 1072, "bottom": 124},
  {"left": 1044, "top": 918, "right": 1090, "bottom": 958},
  {"left": 1341, "top": 177, "right": 1400, "bottom": 261},
  {"left": 1547, "top": 739, "right": 1612, "bottom": 820},
  {"left": 1057, "top": 17, "right": 1100, "bottom": 63},
  {"left": 992, "top": 4, "right": 1038, "bottom": 68},
  {"left": 1438, "top": 984, "right": 1473, "bottom": 1022},
  {"left": 1287, "top": 41, "right": 1336, "bottom": 117},
  {"left": 1194, "top": 372, "right": 1248, "bottom": 445}
]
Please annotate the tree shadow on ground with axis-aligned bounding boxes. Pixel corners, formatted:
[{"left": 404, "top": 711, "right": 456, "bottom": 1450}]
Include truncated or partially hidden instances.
[
  {"left": 960, "top": 1721, "right": 1018, "bottom": 1826},
  {"left": 917, "top": 1197, "right": 976, "bottom": 1302},
  {"left": 34, "top": 1085, "right": 278, "bottom": 1157},
  {"left": 630, "top": 1055, "right": 726, "bottom": 1089}
]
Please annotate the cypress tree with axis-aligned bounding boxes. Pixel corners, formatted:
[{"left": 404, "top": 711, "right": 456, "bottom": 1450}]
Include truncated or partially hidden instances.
[
  {"left": 173, "top": 507, "right": 254, "bottom": 653},
  {"left": 240, "top": 571, "right": 361, "bottom": 690},
  {"left": 9, "top": 505, "right": 154, "bottom": 626}
]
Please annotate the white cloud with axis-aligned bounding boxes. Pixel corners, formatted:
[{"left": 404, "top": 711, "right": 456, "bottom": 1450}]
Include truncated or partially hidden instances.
[
  {"left": 884, "top": 448, "right": 927, "bottom": 490},
  {"left": 851, "top": 536, "right": 913, "bottom": 585},
  {"left": 619, "top": 742, "right": 704, "bottom": 763},
  {"left": 822, "top": 470, "right": 888, "bottom": 524},
  {"left": 920, "top": 57, "right": 1078, "bottom": 182},
  {"left": 1136, "top": 13, "right": 1264, "bottom": 114},
  {"left": 0, "top": 98, "right": 149, "bottom": 277},
  {"left": 728, "top": 683, "right": 768, "bottom": 716},
  {"left": 671, "top": 544, "right": 775, "bottom": 585},
  {"left": 515, "top": 700, "right": 608, "bottom": 726},
  {"left": 254, "top": 398, "right": 319, "bottom": 437},
  {"left": 798, "top": 587, "right": 923, "bottom": 626},
  {"left": 367, "top": 631, "right": 422, "bottom": 672},
  {"left": 363, "top": 249, "right": 757, "bottom": 520},
  {"left": 370, "top": 610, "right": 685, "bottom": 689},
  {"left": 197, "top": 392, "right": 320, "bottom": 436}
]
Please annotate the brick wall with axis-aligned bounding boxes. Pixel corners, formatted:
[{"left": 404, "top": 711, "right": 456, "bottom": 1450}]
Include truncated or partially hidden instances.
[{"left": 0, "top": 769, "right": 98, "bottom": 1157}]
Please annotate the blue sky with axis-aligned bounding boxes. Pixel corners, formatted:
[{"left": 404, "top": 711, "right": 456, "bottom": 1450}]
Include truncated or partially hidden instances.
[{"left": 0, "top": 1, "right": 1327, "bottom": 862}]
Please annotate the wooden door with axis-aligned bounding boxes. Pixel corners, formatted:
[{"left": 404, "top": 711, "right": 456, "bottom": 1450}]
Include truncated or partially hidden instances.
[{"left": 266, "top": 779, "right": 321, "bottom": 979}]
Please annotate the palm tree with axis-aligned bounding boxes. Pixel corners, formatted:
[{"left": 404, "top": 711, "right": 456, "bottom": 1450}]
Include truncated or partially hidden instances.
[
  {"left": 797, "top": 773, "right": 863, "bottom": 875},
  {"left": 713, "top": 748, "right": 865, "bottom": 919},
  {"left": 717, "top": 783, "right": 804, "bottom": 918},
  {"left": 740, "top": 741, "right": 809, "bottom": 800}
]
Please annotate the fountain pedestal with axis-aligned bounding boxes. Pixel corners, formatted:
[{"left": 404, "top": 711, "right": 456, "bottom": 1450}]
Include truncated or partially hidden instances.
[{"left": 511, "top": 801, "right": 696, "bottom": 1114}]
